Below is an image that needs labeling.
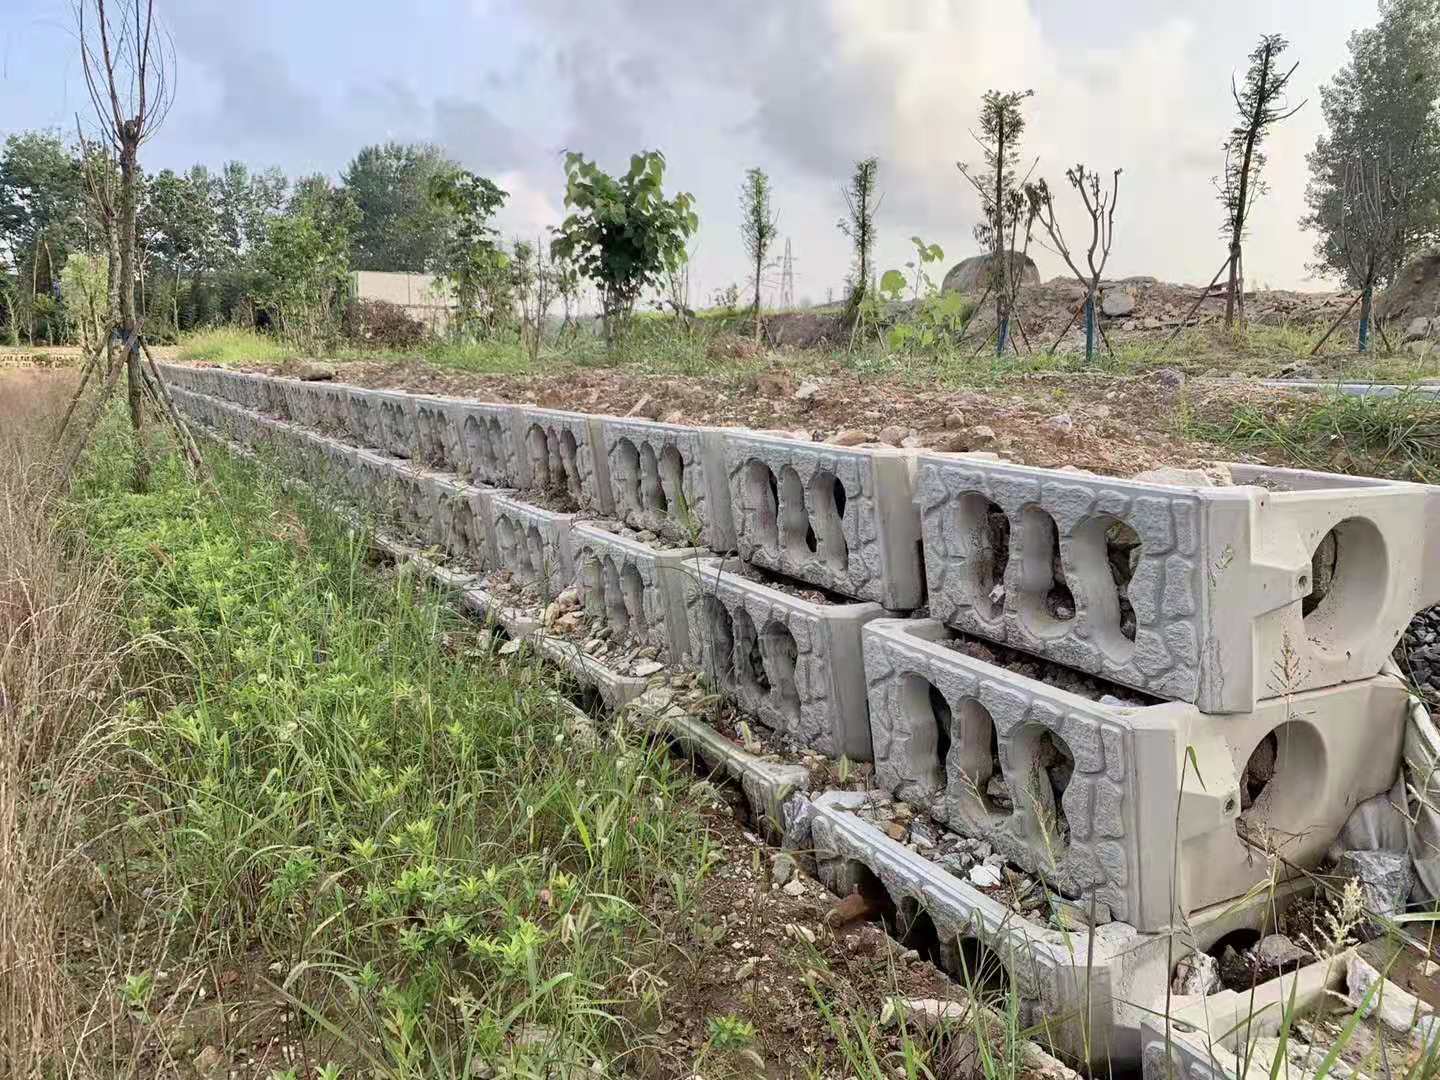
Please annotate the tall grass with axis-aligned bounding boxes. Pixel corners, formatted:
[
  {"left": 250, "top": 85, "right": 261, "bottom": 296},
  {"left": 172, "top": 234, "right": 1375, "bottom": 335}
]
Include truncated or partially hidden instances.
[
  {"left": 0, "top": 373, "right": 138, "bottom": 1077},
  {"left": 175, "top": 326, "right": 296, "bottom": 365},
  {"left": 63, "top": 441, "right": 721, "bottom": 1077}
]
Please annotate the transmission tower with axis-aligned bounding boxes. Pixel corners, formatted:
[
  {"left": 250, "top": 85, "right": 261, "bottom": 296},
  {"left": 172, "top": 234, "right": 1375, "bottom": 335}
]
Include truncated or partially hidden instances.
[{"left": 779, "top": 238, "right": 795, "bottom": 310}]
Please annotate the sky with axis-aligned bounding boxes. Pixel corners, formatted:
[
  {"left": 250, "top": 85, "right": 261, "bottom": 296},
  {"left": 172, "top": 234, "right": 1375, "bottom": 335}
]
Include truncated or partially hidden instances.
[{"left": 0, "top": 0, "right": 1378, "bottom": 305}]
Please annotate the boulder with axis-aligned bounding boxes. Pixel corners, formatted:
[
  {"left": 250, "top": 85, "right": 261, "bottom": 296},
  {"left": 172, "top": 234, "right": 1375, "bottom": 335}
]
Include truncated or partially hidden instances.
[
  {"left": 1101, "top": 288, "right": 1136, "bottom": 317},
  {"left": 942, "top": 251, "right": 1040, "bottom": 295},
  {"left": 1334, "top": 849, "right": 1412, "bottom": 917}
]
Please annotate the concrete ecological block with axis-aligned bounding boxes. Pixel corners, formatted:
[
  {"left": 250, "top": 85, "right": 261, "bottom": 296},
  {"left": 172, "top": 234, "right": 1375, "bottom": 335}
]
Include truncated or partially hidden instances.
[
  {"left": 353, "top": 452, "right": 437, "bottom": 546},
  {"left": 571, "top": 523, "right": 708, "bottom": 664},
  {"left": 862, "top": 617, "right": 1408, "bottom": 933},
  {"left": 428, "top": 474, "right": 500, "bottom": 571},
  {"left": 518, "top": 407, "right": 614, "bottom": 514},
  {"left": 916, "top": 454, "right": 1440, "bottom": 712},
  {"left": 1140, "top": 949, "right": 1431, "bottom": 1080},
  {"left": 723, "top": 431, "right": 923, "bottom": 609},
  {"left": 680, "top": 558, "right": 883, "bottom": 761},
  {"left": 600, "top": 417, "right": 737, "bottom": 551},
  {"left": 447, "top": 400, "right": 527, "bottom": 488},
  {"left": 807, "top": 789, "right": 1314, "bottom": 1068},
  {"left": 347, "top": 388, "right": 418, "bottom": 458},
  {"left": 489, "top": 492, "right": 577, "bottom": 599}
]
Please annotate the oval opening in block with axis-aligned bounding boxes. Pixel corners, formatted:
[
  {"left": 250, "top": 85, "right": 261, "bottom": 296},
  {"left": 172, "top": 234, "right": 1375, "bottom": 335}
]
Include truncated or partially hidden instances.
[
  {"left": 901, "top": 674, "right": 953, "bottom": 801},
  {"left": 733, "top": 608, "right": 770, "bottom": 696},
  {"left": 560, "top": 429, "right": 583, "bottom": 502},
  {"left": 620, "top": 562, "right": 648, "bottom": 640},
  {"left": 526, "top": 425, "right": 551, "bottom": 489},
  {"left": 614, "top": 438, "right": 643, "bottom": 513},
  {"left": 702, "top": 596, "right": 737, "bottom": 690},
  {"left": 952, "top": 493, "right": 1012, "bottom": 622},
  {"left": 1302, "top": 517, "right": 1388, "bottom": 664},
  {"left": 1070, "top": 514, "right": 1141, "bottom": 662},
  {"left": 524, "top": 525, "right": 547, "bottom": 584},
  {"left": 1008, "top": 724, "right": 1076, "bottom": 854},
  {"left": 640, "top": 442, "right": 668, "bottom": 516},
  {"left": 1236, "top": 720, "right": 1326, "bottom": 844},
  {"left": 778, "top": 465, "right": 811, "bottom": 559},
  {"left": 743, "top": 460, "right": 780, "bottom": 550},
  {"left": 762, "top": 620, "right": 801, "bottom": 723},
  {"left": 809, "top": 470, "right": 851, "bottom": 572},
  {"left": 1017, "top": 507, "right": 1075, "bottom": 637},
  {"left": 659, "top": 445, "right": 687, "bottom": 527},
  {"left": 601, "top": 557, "right": 630, "bottom": 639}
]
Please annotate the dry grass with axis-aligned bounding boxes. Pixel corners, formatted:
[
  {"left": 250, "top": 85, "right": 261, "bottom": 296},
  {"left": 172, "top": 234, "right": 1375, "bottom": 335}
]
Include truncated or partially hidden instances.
[{"left": 0, "top": 372, "right": 133, "bottom": 1077}]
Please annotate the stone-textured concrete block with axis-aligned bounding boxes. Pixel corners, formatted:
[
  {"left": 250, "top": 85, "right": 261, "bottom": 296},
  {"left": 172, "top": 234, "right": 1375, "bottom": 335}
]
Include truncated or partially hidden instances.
[
  {"left": 600, "top": 418, "right": 736, "bottom": 550},
  {"left": 724, "top": 432, "right": 923, "bottom": 608},
  {"left": 489, "top": 492, "right": 576, "bottom": 599},
  {"left": 446, "top": 400, "right": 527, "bottom": 487},
  {"left": 571, "top": 523, "right": 707, "bottom": 664},
  {"left": 918, "top": 454, "right": 1440, "bottom": 712},
  {"left": 810, "top": 790, "right": 1313, "bottom": 1068},
  {"left": 518, "top": 407, "right": 613, "bottom": 514},
  {"left": 429, "top": 474, "right": 501, "bottom": 571},
  {"left": 680, "top": 558, "right": 883, "bottom": 761},
  {"left": 862, "top": 617, "right": 1407, "bottom": 931}
]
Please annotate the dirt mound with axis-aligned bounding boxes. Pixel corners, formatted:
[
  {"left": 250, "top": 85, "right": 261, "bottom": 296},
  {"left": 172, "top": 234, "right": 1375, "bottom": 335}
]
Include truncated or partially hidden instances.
[{"left": 1377, "top": 249, "right": 1440, "bottom": 341}]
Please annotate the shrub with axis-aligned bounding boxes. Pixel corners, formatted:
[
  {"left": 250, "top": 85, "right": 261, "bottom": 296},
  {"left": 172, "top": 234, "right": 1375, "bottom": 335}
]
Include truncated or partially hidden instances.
[{"left": 343, "top": 298, "right": 427, "bottom": 348}]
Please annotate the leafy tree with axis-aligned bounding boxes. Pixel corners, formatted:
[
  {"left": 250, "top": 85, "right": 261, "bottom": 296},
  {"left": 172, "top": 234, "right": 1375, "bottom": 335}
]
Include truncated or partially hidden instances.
[
  {"left": 60, "top": 250, "right": 109, "bottom": 351},
  {"left": 837, "top": 157, "right": 879, "bottom": 320},
  {"left": 254, "top": 176, "right": 359, "bottom": 350},
  {"left": 428, "top": 167, "right": 510, "bottom": 337},
  {"left": 1303, "top": 0, "right": 1440, "bottom": 345},
  {"left": 216, "top": 160, "right": 288, "bottom": 258},
  {"left": 958, "top": 90, "right": 1037, "bottom": 355},
  {"left": 550, "top": 150, "right": 697, "bottom": 341},
  {"left": 0, "top": 131, "right": 85, "bottom": 342},
  {"left": 343, "top": 142, "right": 457, "bottom": 272},
  {"left": 739, "top": 166, "right": 779, "bottom": 341},
  {"left": 141, "top": 166, "right": 221, "bottom": 330},
  {"left": 1217, "top": 35, "right": 1305, "bottom": 328}
]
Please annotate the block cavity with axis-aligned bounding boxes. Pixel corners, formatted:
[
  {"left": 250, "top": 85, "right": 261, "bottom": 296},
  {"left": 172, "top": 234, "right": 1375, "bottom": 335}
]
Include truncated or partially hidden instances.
[
  {"left": 601, "top": 418, "right": 736, "bottom": 550},
  {"left": 680, "top": 558, "right": 883, "bottom": 761},
  {"left": 917, "top": 453, "right": 1440, "bottom": 712},
  {"left": 724, "top": 432, "right": 922, "bottom": 609},
  {"left": 862, "top": 617, "right": 1407, "bottom": 932}
]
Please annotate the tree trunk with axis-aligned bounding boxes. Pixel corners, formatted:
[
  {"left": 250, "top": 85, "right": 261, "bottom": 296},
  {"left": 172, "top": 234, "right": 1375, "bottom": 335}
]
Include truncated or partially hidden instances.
[
  {"left": 1358, "top": 281, "right": 1373, "bottom": 353},
  {"left": 119, "top": 139, "right": 149, "bottom": 493},
  {"left": 1224, "top": 243, "right": 1241, "bottom": 330},
  {"left": 1084, "top": 294, "right": 1096, "bottom": 362},
  {"left": 753, "top": 248, "right": 763, "bottom": 344}
]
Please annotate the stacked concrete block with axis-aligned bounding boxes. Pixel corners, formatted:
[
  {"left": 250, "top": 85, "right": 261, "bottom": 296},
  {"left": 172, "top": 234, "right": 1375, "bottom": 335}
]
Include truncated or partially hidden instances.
[
  {"left": 806, "top": 790, "right": 1311, "bottom": 1066},
  {"left": 448, "top": 400, "right": 526, "bottom": 488},
  {"left": 917, "top": 454, "right": 1440, "bottom": 712},
  {"left": 861, "top": 617, "right": 1407, "bottom": 931},
  {"left": 723, "top": 431, "right": 923, "bottom": 609},
  {"left": 518, "top": 407, "right": 613, "bottom": 514},
  {"left": 600, "top": 418, "right": 736, "bottom": 551},
  {"left": 429, "top": 474, "right": 498, "bottom": 572},
  {"left": 411, "top": 394, "right": 461, "bottom": 471},
  {"left": 571, "top": 523, "right": 707, "bottom": 664},
  {"left": 680, "top": 558, "right": 883, "bottom": 761},
  {"left": 490, "top": 492, "right": 576, "bottom": 598},
  {"left": 345, "top": 389, "right": 417, "bottom": 459}
]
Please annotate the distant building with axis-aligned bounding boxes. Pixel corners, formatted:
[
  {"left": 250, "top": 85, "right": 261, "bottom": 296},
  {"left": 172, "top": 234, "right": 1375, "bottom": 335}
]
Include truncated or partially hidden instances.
[{"left": 349, "top": 271, "right": 456, "bottom": 336}]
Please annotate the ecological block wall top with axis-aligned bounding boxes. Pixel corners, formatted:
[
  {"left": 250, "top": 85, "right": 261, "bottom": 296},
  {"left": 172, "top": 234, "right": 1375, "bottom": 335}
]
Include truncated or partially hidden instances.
[
  {"left": 517, "top": 407, "right": 613, "bottom": 515},
  {"left": 723, "top": 431, "right": 923, "bottom": 609},
  {"left": 916, "top": 453, "right": 1440, "bottom": 712},
  {"left": 489, "top": 492, "right": 577, "bottom": 599},
  {"left": 862, "top": 617, "right": 1408, "bottom": 932}
]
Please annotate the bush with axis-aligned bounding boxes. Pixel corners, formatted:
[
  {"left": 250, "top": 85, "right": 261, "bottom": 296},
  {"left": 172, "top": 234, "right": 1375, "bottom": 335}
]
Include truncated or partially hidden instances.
[{"left": 343, "top": 298, "right": 427, "bottom": 349}]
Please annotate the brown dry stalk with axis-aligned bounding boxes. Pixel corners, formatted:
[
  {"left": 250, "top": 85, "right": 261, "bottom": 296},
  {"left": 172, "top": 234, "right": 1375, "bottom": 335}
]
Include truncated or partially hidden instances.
[{"left": 0, "top": 370, "right": 133, "bottom": 1076}]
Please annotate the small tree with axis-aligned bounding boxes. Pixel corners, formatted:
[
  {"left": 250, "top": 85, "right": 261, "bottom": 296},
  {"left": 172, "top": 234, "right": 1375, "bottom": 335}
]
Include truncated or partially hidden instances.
[
  {"left": 254, "top": 177, "right": 358, "bottom": 351},
  {"left": 739, "top": 166, "right": 779, "bottom": 342},
  {"left": 60, "top": 250, "right": 109, "bottom": 352},
  {"left": 550, "top": 150, "right": 697, "bottom": 344},
  {"left": 837, "top": 156, "right": 880, "bottom": 320},
  {"left": 958, "top": 89, "right": 1037, "bottom": 355},
  {"left": 1026, "top": 165, "right": 1122, "bottom": 361},
  {"left": 1218, "top": 34, "right": 1305, "bottom": 329},
  {"left": 511, "top": 236, "right": 554, "bottom": 364},
  {"left": 428, "top": 168, "right": 509, "bottom": 339}
]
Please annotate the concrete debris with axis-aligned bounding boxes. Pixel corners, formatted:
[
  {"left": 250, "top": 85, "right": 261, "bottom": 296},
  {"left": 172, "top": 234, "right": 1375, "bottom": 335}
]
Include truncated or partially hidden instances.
[
  {"left": 1130, "top": 466, "right": 1218, "bottom": 488},
  {"left": 967, "top": 424, "right": 996, "bottom": 446},
  {"left": 625, "top": 394, "right": 661, "bottom": 419},
  {"left": 968, "top": 864, "right": 1003, "bottom": 888},
  {"left": 830, "top": 428, "right": 876, "bottom": 446},
  {"left": 1346, "top": 952, "right": 1434, "bottom": 1041},
  {"left": 1252, "top": 933, "right": 1312, "bottom": 979},
  {"left": 771, "top": 851, "right": 798, "bottom": 886},
  {"left": 1042, "top": 413, "right": 1074, "bottom": 435},
  {"left": 794, "top": 381, "right": 821, "bottom": 404},
  {"left": 877, "top": 425, "right": 909, "bottom": 446},
  {"left": 1171, "top": 952, "right": 1221, "bottom": 997}
]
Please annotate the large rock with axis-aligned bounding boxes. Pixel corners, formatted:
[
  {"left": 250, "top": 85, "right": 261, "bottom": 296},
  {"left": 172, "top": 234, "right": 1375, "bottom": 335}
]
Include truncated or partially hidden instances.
[
  {"left": 942, "top": 251, "right": 1040, "bottom": 295},
  {"left": 1334, "top": 848, "right": 1412, "bottom": 916},
  {"left": 1376, "top": 249, "right": 1440, "bottom": 335}
]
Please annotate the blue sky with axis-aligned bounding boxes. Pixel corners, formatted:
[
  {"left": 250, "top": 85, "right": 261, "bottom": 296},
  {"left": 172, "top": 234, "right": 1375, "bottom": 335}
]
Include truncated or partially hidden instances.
[{"left": 1, "top": 0, "right": 1379, "bottom": 300}]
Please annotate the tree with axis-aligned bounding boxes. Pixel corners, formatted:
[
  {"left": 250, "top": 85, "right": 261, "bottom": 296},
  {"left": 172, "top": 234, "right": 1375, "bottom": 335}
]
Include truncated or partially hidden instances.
[
  {"left": 550, "top": 150, "right": 697, "bottom": 342},
  {"left": 428, "top": 167, "right": 509, "bottom": 338},
  {"left": 958, "top": 90, "right": 1037, "bottom": 355},
  {"left": 739, "top": 166, "right": 779, "bottom": 342},
  {"left": 0, "top": 131, "right": 85, "bottom": 343},
  {"left": 1026, "top": 165, "right": 1122, "bottom": 361},
  {"left": 342, "top": 142, "right": 457, "bottom": 272},
  {"left": 78, "top": 0, "right": 176, "bottom": 492},
  {"left": 60, "top": 250, "right": 109, "bottom": 352},
  {"left": 837, "top": 157, "right": 879, "bottom": 320},
  {"left": 254, "top": 176, "right": 358, "bottom": 350},
  {"left": 141, "top": 166, "right": 220, "bottom": 331},
  {"left": 216, "top": 160, "right": 287, "bottom": 258},
  {"left": 1217, "top": 35, "right": 1305, "bottom": 329},
  {"left": 1303, "top": 0, "right": 1440, "bottom": 345}
]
